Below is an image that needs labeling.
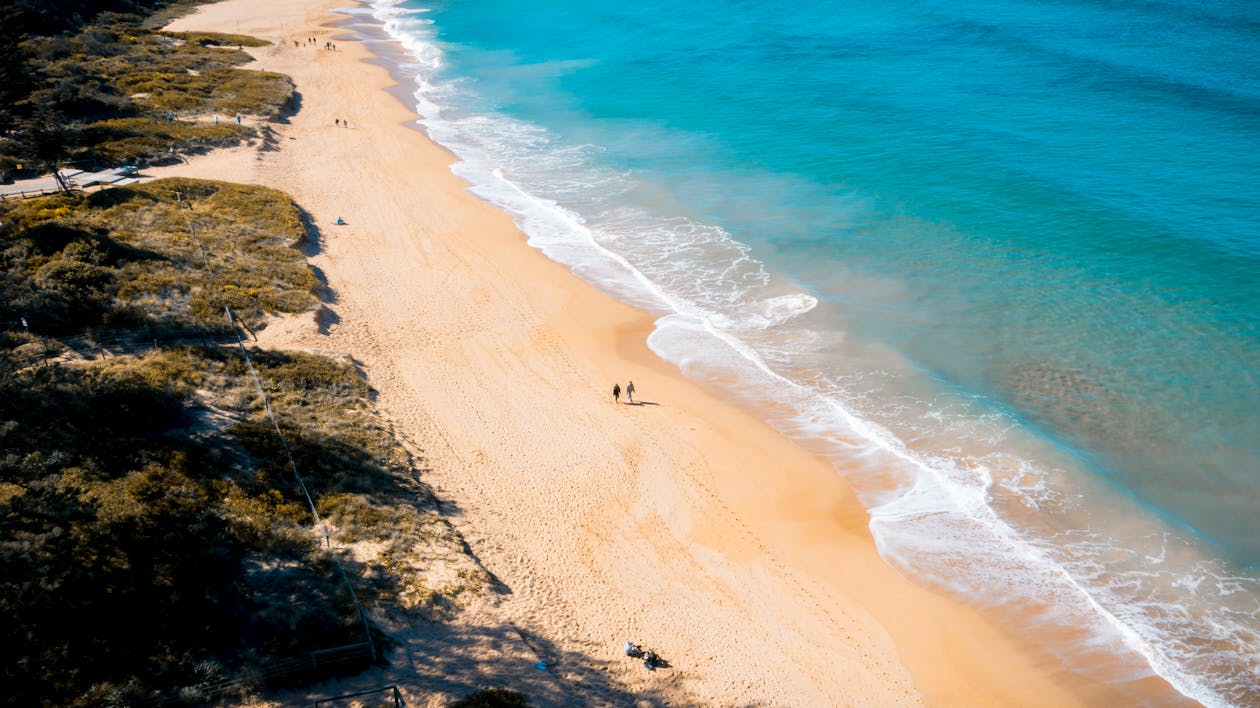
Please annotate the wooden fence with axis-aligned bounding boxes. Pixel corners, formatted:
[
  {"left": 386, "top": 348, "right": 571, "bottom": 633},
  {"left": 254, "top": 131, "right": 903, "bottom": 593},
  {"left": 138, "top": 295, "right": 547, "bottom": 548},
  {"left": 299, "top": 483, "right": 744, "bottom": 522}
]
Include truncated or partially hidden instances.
[
  {"left": 311, "top": 684, "right": 404, "bottom": 707},
  {"left": 0, "top": 185, "right": 80, "bottom": 200},
  {"left": 149, "top": 642, "right": 376, "bottom": 706}
]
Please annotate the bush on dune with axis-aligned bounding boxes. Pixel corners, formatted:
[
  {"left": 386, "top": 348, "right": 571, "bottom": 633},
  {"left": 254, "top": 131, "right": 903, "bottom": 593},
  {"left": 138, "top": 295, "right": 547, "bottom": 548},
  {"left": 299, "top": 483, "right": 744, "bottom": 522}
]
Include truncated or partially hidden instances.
[
  {"left": 1, "top": 9, "right": 291, "bottom": 171},
  {"left": 80, "top": 116, "right": 256, "bottom": 163},
  {"left": 1, "top": 178, "right": 315, "bottom": 335}
]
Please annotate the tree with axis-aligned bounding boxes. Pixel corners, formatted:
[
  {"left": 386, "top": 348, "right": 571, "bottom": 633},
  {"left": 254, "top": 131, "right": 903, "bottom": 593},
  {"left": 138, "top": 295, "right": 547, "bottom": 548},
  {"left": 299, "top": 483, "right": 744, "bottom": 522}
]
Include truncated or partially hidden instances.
[{"left": 14, "top": 102, "right": 74, "bottom": 192}]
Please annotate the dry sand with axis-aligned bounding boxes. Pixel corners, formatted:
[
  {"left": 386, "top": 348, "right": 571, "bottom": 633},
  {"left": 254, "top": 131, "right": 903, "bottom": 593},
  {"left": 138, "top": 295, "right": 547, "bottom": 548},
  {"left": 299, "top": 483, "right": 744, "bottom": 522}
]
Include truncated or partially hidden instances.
[{"left": 153, "top": 1, "right": 1179, "bottom": 705}]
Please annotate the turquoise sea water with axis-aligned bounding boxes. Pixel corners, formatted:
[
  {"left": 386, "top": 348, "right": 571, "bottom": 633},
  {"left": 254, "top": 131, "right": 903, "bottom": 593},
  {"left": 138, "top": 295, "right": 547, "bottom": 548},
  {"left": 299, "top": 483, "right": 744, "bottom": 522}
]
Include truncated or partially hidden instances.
[{"left": 354, "top": 0, "right": 1260, "bottom": 703}]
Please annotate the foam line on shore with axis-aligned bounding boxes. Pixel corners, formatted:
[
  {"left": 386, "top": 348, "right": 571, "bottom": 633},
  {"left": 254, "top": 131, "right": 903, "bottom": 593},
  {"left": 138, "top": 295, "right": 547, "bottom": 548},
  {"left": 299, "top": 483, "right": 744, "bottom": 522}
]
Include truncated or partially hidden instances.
[
  {"left": 357, "top": 2, "right": 1230, "bottom": 704},
  {"left": 154, "top": 0, "right": 1193, "bottom": 704}
]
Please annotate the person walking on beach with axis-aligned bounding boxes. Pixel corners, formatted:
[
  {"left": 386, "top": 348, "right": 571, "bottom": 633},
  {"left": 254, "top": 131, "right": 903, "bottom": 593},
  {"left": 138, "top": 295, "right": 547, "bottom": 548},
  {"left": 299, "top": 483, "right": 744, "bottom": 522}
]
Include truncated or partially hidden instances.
[
  {"left": 613, "top": 383, "right": 621, "bottom": 403},
  {"left": 626, "top": 380, "right": 635, "bottom": 404}
]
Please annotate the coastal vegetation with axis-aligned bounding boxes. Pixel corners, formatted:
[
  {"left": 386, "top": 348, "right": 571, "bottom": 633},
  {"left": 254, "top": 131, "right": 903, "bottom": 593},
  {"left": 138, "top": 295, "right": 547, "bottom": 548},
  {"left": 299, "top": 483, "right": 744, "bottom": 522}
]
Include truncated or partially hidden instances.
[
  {"left": 1, "top": 2, "right": 512, "bottom": 705},
  {"left": 1, "top": 178, "right": 493, "bottom": 705},
  {"left": 2, "top": 179, "right": 314, "bottom": 335},
  {"left": 1, "top": 0, "right": 292, "bottom": 179}
]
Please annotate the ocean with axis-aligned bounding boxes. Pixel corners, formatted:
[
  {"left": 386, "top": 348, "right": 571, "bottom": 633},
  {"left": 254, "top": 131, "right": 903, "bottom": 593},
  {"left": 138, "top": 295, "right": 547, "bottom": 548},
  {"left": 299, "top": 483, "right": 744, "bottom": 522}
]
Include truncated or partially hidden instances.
[{"left": 352, "top": 0, "right": 1260, "bottom": 704}]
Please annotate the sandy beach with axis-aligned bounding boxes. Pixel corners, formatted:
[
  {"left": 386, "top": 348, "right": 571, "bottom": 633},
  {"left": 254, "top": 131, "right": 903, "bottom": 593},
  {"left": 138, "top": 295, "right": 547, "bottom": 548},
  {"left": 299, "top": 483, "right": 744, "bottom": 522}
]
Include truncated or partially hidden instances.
[{"left": 151, "top": 1, "right": 1182, "bottom": 705}]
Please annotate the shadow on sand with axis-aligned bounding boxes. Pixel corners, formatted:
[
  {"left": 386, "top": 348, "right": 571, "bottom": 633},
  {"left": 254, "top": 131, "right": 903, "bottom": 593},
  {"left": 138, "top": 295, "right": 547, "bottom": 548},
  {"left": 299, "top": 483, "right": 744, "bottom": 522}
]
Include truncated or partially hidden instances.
[{"left": 296, "top": 619, "right": 678, "bottom": 706}]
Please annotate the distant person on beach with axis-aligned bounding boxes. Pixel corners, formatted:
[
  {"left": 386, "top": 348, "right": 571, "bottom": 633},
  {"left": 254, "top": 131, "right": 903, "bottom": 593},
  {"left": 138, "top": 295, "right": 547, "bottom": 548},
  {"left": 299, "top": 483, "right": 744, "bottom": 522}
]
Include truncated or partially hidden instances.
[
  {"left": 613, "top": 383, "right": 621, "bottom": 403},
  {"left": 626, "top": 380, "right": 635, "bottom": 404}
]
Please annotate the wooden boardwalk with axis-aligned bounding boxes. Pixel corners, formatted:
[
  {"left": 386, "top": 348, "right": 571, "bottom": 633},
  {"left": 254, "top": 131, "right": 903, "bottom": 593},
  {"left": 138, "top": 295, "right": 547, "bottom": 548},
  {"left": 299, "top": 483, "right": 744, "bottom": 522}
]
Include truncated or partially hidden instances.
[{"left": 0, "top": 166, "right": 140, "bottom": 200}]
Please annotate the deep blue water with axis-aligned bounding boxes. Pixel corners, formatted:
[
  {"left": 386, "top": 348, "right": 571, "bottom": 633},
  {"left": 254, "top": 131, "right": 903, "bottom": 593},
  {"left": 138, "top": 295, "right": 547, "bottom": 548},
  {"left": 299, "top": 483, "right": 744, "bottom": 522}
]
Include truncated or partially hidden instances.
[{"left": 360, "top": 0, "right": 1260, "bottom": 703}]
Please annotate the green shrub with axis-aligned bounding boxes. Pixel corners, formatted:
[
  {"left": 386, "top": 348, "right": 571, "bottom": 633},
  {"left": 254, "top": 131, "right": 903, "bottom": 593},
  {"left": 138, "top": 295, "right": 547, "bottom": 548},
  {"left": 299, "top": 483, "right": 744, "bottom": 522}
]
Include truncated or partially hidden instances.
[
  {"left": 5, "top": 13, "right": 292, "bottom": 171},
  {"left": 115, "top": 68, "right": 294, "bottom": 117},
  {"left": 78, "top": 117, "right": 255, "bottom": 163},
  {"left": 160, "top": 31, "right": 271, "bottom": 48},
  {"left": 0, "top": 345, "right": 392, "bottom": 705},
  {"left": 1, "top": 177, "right": 316, "bottom": 335}
]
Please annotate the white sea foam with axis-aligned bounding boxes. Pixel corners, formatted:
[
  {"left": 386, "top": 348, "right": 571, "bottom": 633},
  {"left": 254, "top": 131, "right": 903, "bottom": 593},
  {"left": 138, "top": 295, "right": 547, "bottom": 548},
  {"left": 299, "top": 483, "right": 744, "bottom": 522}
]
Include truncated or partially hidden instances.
[{"left": 357, "top": 2, "right": 1256, "bottom": 704}]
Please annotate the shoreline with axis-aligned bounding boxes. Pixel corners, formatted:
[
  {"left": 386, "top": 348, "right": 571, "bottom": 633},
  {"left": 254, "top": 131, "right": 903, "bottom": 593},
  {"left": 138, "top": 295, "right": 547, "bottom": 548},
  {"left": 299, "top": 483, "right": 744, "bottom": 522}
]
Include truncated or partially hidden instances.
[{"left": 157, "top": 0, "right": 1186, "bottom": 705}]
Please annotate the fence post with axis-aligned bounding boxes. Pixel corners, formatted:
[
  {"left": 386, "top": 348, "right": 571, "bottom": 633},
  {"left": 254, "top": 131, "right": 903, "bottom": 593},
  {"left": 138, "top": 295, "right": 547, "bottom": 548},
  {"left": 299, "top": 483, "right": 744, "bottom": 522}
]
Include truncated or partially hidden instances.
[
  {"left": 358, "top": 603, "right": 376, "bottom": 663},
  {"left": 172, "top": 190, "right": 381, "bottom": 695}
]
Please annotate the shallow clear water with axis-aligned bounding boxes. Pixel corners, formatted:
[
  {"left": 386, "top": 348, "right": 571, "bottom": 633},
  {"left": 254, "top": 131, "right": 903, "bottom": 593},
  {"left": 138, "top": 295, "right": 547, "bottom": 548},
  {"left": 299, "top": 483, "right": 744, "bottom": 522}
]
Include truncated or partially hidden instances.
[{"left": 354, "top": 0, "right": 1260, "bottom": 703}]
